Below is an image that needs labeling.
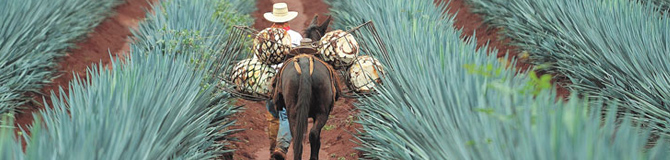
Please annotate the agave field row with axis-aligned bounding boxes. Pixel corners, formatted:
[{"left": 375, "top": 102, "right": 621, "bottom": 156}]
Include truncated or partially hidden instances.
[
  {"left": 0, "top": 0, "right": 125, "bottom": 115},
  {"left": 0, "top": 0, "right": 252, "bottom": 159},
  {"left": 468, "top": 0, "right": 670, "bottom": 134},
  {"left": 327, "top": 0, "right": 670, "bottom": 159}
]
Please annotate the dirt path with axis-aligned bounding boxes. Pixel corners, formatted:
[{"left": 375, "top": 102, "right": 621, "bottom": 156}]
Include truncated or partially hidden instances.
[
  {"left": 229, "top": 0, "right": 363, "bottom": 160},
  {"left": 231, "top": 97, "right": 360, "bottom": 160},
  {"left": 14, "top": 0, "right": 156, "bottom": 139}
]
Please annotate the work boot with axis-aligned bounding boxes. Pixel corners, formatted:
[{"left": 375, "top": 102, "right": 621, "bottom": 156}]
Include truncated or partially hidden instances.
[
  {"left": 271, "top": 148, "right": 287, "bottom": 160},
  {"left": 266, "top": 111, "right": 280, "bottom": 153}
]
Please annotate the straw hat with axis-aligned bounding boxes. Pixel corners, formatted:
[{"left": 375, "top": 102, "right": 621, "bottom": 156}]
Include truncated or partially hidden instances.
[
  {"left": 264, "top": 3, "right": 298, "bottom": 23},
  {"left": 290, "top": 38, "right": 318, "bottom": 55}
]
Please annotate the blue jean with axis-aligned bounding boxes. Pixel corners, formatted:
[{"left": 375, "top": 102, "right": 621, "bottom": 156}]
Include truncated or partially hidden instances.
[{"left": 266, "top": 100, "right": 292, "bottom": 151}]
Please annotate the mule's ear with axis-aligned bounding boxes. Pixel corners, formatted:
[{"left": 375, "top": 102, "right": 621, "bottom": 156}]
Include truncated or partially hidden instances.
[
  {"left": 309, "top": 15, "right": 319, "bottom": 26},
  {"left": 320, "top": 16, "right": 332, "bottom": 29}
]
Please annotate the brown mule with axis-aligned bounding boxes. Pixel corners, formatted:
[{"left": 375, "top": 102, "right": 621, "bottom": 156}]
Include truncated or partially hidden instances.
[
  {"left": 271, "top": 53, "right": 340, "bottom": 160},
  {"left": 269, "top": 15, "right": 335, "bottom": 160}
]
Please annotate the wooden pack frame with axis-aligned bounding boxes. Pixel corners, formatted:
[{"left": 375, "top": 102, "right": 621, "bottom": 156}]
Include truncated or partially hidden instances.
[{"left": 213, "top": 21, "right": 391, "bottom": 101}]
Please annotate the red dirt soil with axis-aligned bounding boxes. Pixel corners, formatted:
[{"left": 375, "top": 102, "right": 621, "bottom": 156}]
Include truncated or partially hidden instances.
[{"left": 14, "top": 0, "right": 156, "bottom": 141}]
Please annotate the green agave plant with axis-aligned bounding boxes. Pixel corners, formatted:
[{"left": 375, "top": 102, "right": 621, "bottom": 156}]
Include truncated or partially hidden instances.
[
  {"left": 132, "top": 0, "right": 254, "bottom": 81},
  {"left": 0, "top": 115, "right": 24, "bottom": 160},
  {"left": 19, "top": 47, "right": 234, "bottom": 159},
  {"left": 468, "top": 0, "right": 670, "bottom": 134},
  {"left": 0, "top": 0, "right": 254, "bottom": 158},
  {"left": 213, "top": 0, "right": 255, "bottom": 26},
  {"left": 0, "top": 0, "right": 124, "bottom": 114},
  {"left": 329, "top": 0, "right": 670, "bottom": 159}
]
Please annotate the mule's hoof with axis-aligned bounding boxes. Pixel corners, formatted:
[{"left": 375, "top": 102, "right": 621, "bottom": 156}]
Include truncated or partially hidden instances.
[{"left": 271, "top": 151, "right": 286, "bottom": 160}]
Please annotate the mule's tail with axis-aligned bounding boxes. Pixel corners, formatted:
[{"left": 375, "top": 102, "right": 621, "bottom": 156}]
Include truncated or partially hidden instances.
[{"left": 293, "top": 57, "right": 312, "bottom": 160}]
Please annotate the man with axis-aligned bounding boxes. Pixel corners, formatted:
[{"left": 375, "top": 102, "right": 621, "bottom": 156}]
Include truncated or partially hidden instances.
[{"left": 263, "top": 2, "right": 302, "bottom": 158}]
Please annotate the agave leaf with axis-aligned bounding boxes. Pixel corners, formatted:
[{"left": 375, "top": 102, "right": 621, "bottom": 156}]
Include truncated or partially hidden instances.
[
  {"left": 468, "top": 0, "right": 670, "bottom": 134},
  {"left": 0, "top": 0, "right": 125, "bottom": 114},
  {"left": 328, "top": 0, "right": 670, "bottom": 159},
  {"left": 0, "top": 0, "right": 255, "bottom": 158}
]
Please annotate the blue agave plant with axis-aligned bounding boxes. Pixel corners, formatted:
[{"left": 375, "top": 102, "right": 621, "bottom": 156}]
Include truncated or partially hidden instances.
[
  {"left": 0, "top": 0, "right": 254, "bottom": 159},
  {"left": 468, "top": 0, "right": 670, "bottom": 135},
  {"left": 329, "top": 0, "right": 670, "bottom": 159},
  {"left": 0, "top": 0, "right": 124, "bottom": 115}
]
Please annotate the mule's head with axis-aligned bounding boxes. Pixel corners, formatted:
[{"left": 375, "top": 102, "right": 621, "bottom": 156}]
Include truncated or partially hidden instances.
[{"left": 303, "top": 15, "right": 331, "bottom": 41}]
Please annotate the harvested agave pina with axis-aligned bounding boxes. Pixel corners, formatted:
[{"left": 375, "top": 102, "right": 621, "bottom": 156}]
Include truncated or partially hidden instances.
[
  {"left": 318, "top": 30, "right": 359, "bottom": 69},
  {"left": 348, "top": 55, "right": 384, "bottom": 92},
  {"left": 253, "top": 28, "right": 292, "bottom": 65},
  {"left": 230, "top": 57, "right": 276, "bottom": 95}
]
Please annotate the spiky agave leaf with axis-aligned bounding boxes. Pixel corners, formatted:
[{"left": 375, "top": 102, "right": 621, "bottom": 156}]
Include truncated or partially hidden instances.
[
  {"left": 1, "top": 0, "right": 253, "bottom": 158},
  {"left": 0, "top": 0, "right": 124, "bottom": 114},
  {"left": 133, "top": 0, "right": 256, "bottom": 55},
  {"left": 213, "top": 0, "right": 255, "bottom": 26},
  {"left": 132, "top": 0, "right": 229, "bottom": 61},
  {"left": 468, "top": 0, "right": 670, "bottom": 134},
  {"left": 0, "top": 114, "right": 24, "bottom": 160},
  {"left": 132, "top": 0, "right": 255, "bottom": 83},
  {"left": 19, "top": 45, "right": 232, "bottom": 159},
  {"left": 118, "top": 0, "right": 254, "bottom": 155},
  {"left": 329, "top": 0, "right": 670, "bottom": 159}
]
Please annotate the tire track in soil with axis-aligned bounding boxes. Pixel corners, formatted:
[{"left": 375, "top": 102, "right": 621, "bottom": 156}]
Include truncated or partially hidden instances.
[
  {"left": 14, "top": 0, "right": 157, "bottom": 146},
  {"left": 228, "top": 0, "right": 363, "bottom": 159},
  {"left": 436, "top": 0, "right": 571, "bottom": 99}
]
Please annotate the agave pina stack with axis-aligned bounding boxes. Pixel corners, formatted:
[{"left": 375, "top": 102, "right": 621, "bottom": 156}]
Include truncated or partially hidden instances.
[
  {"left": 318, "top": 30, "right": 359, "bottom": 69},
  {"left": 253, "top": 28, "right": 292, "bottom": 65},
  {"left": 348, "top": 55, "right": 383, "bottom": 92},
  {"left": 230, "top": 57, "right": 276, "bottom": 95}
]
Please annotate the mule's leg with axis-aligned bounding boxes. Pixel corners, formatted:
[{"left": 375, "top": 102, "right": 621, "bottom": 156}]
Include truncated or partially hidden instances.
[{"left": 309, "top": 109, "right": 330, "bottom": 160}]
